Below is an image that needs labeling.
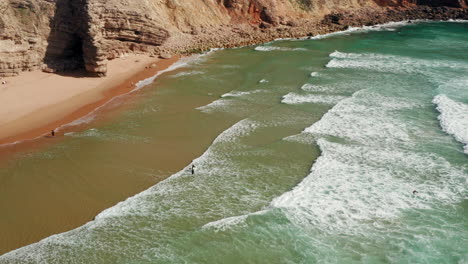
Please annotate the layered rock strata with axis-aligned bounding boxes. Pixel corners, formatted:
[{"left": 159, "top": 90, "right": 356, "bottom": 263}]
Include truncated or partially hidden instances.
[{"left": 0, "top": 0, "right": 467, "bottom": 77}]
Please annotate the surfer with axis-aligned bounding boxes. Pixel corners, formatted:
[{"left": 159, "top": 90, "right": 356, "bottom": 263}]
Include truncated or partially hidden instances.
[{"left": 412, "top": 190, "right": 418, "bottom": 195}]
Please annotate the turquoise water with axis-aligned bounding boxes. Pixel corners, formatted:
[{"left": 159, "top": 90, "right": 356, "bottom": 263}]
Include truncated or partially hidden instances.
[{"left": 1, "top": 21, "right": 467, "bottom": 263}]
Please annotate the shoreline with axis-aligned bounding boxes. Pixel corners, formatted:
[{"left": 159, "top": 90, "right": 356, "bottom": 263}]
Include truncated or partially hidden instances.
[
  {"left": 1, "top": 5, "right": 467, "bottom": 147},
  {"left": 0, "top": 55, "right": 181, "bottom": 149},
  {"left": 0, "top": 17, "right": 465, "bottom": 255},
  {"left": 1, "top": 17, "right": 467, "bottom": 263},
  {"left": 0, "top": 54, "right": 193, "bottom": 255},
  {"left": 160, "top": 6, "right": 468, "bottom": 55}
]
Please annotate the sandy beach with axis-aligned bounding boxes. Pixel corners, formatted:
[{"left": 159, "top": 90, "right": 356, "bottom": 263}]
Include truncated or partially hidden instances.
[
  {"left": 0, "top": 55, "right": 180, "bottom": 146},
  {"left": 0, "top": 0, "right": 465, "bottom": 259},
  {"left": 0, "top": 54, "right": 187, "bottom": 254}
]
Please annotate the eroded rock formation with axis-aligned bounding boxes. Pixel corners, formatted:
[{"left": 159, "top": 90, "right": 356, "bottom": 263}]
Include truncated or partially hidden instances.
[{"left": 0, "top": 0, "right": 467, "bottom": 77}]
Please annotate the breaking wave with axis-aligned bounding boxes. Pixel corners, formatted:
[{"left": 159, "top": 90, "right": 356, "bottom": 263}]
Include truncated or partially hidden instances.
[
  {"left": 254, "top": 46, "right": 307, "bottom": 52},
  {"left": 433, "top": 94, "right": 468, "bottom": 154},
  {"left": 282, "top": 93, "right": 346, "bottom": 105},
  {"left": 326, "top": 51, "right": 468, "bottom": 75},
  {"left": 273, "top": 86, "right": 466, "bottom": 233},
  {"left": 221, "top": 90, "right": 264, "bottom": 98}
]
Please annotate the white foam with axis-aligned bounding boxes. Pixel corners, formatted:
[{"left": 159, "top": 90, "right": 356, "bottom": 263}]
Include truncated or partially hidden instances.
[
  {"left": 259, "top": 79, "right": 269, "bottom": 84},
  {"left": 301, "top": 83, "right": 331, "bottom": 92},
  {"left": 271, "top": 138, "right": 466, "bottom": 233},
  {"left": 198, "top": 90, "right": 259, "bottom": 114},
  {"left": 274, "top": 21, "right": 415, "bottom": 43},
  {"left": 135, "top": 55, "right": 200, "bottom": 90},
  {"left": 433, "top": 95, "right": 468, "bottom": 154},
  {"left": 221, "top": 89, "right": 263, "bottom": 98},
  {"left": 254, "top": 46, "right": 279, "bottom": 51},
  {"left": 329, "top": 51, "right": 389, "bottom": 60},
  {"left": 60, "top": 117, "right": 260, "bottom": 224},
  {"left": 282, "top": 92, "right": 346, "bottom": 105},
  {"left": 326, "top": 51, "right": 468, "bottom": 75},
  {"left": 63, "top": 113, "right": 97, "bottom": 129},
  {"left": 254, "top": 46, "right": 307, "bottom": 52},
  {"left": 170, "top": 70, "right": 205, "bottom": 78},
  {"left": 310, "top": 72, "right": 319, "bottom": 77},
  {"left": 274, "top": 88, "right": 465, "bottom": 234},
  {"left": 447, "top": 19, "right": 468, "bottom": 23},
  {"left": 304, "top": 91, "right": 421, "bottom": 145},
  {"left": 55, "top": 56, "right": 203, "bottom": 133},
  {"left": 310, "top": 21, "right": 413, "bottom": 40},
  {"left": 202, "top": 215, "right": 248, "bottom": 231},
  {"left": 196, "top": 99, "right": 235, "bottom": 113},
  {"left": 202, "top": 209, "right": 268, "bottom": 231},
  {"left": 213, "top": 119, "right": 260, "bottom": 144}
]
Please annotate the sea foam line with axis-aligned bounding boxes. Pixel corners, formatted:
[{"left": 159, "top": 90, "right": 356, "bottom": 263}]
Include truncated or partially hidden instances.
[
  {"left": 0, "top": 55, "right": 205, "bottom": 149},
  {"left": 274, "top": 20, "right": 419, "bottom": 42},
  {"left": 254, "top": 46, "right": 307, "bottom": 52},
  {"left": 301, "top": 83, "right": 331, "bottom": 92},
  {"left": 196, "top": 99, "right": 236, "bottom": 113},
  {"left": 271, "top": 86, "right": 467, "bottom": 234},
  {"left": 326, "top": 51, "right": 468, "bottom": 75},
  {"left": 60, "top": 55, "right": 205, "bottom": 131},
  {"left": 447, "top": 19, "right": 468, "bottom": 23},
  {"left": 221, "top": 89, "right": 264, "bottom": 98},
  {"left": 433, "top": 94, "right": 468, "bottom": 154},
  {"left": 0, "top": 117, "right": 260, "bottom": 261},
  {"left": 135, "top": 55, "right": 205, "bottom": 90},
  {"left": 282, "top": 92, "right": 346, "bottom": 105}
]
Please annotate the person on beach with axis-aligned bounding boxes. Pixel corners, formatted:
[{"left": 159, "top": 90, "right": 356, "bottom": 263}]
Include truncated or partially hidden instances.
[
  {"left": 191, "top": 164, "right": 195, "bottom": 175},
  {"left": 51, "top": 130, "right": 55, "bottom": 137}
]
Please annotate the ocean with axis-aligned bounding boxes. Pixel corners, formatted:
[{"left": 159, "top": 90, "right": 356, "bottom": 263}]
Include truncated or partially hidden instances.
[{"left": 1, "top": 21, "right": 467, "bottom": 263}]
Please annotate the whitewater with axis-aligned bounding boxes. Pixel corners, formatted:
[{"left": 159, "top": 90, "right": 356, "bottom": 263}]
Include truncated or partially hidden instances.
[{"left": 1, "top": 21, "right": 467, "bottom": 263}]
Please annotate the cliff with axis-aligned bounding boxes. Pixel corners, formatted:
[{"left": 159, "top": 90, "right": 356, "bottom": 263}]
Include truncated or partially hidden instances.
[{"left": 0, "top": 0, "right": 467, "bottom": 77}]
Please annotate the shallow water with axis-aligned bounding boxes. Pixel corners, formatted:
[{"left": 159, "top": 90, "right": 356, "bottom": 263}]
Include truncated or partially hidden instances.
[{"left": 1, "top": 21, "right": 467, "bottom": 263}]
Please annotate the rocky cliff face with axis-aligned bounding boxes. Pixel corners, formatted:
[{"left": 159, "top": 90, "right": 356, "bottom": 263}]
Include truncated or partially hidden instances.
[
  {"left": 0, "top": 0, "right": 53, "bottom": 77},
  {"left": 0, "top": 0, "right": 467, "bottom": 77}
]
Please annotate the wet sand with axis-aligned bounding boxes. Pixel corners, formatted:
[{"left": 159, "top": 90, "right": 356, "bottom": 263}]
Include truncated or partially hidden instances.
[
  {"left": 0, "top": 55, "right": 188, "bottom": 254},
  {"left": 0, "top": 55, "right": 180, "bottom": 145}
]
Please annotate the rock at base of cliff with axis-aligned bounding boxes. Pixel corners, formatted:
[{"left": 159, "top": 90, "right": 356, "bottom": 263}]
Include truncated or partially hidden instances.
[{"left": 159, "top": 52, "right": 172, "bottom": 59}]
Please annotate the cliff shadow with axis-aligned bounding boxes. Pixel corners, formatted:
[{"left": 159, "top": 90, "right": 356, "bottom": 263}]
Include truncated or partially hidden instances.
[{"left": 43, "top": 0, "right": 94, "bottom": 78}]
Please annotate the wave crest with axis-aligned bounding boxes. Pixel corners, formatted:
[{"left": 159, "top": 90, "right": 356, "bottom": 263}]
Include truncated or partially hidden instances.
[{"left": 433, "top": 94, "right": 468, "bottom": 154}]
